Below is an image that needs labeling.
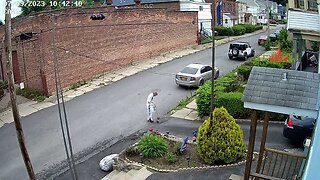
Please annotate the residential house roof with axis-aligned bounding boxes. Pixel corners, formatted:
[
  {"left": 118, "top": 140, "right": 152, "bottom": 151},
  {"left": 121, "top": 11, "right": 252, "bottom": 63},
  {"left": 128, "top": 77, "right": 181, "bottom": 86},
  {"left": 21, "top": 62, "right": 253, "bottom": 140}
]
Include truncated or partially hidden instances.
[
  {"left": 243, "top": 67, "right": 320, "bottom": 117},
  {"left": 287, "top": 10, "right": 320, "bottom": 34},
  {"left": 224, "top": 13, "right": 237, "bottom": 20}
]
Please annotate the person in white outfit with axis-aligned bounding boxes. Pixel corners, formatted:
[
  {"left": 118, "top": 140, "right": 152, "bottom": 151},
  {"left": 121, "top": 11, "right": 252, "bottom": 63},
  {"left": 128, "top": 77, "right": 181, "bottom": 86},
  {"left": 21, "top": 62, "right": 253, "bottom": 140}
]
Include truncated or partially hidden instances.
[{"left": 146, "top": 92, "right": 158, "bottom": 123}]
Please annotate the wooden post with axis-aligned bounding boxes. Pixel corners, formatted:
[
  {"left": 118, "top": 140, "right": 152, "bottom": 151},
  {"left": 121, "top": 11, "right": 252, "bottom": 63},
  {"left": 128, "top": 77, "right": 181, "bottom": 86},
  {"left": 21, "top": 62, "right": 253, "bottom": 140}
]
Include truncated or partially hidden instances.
[
  {"left": 244, "top": 110, "right": 258, "bottom": 180},
  {"left": 256, "top": 112, "right": 270, "bottom": 174},
  {"left": 292, "top": 38, "right": 297, "bottom": 70},
  {"left": 4, "top": 0, "right": 36, "bottom": 179}
]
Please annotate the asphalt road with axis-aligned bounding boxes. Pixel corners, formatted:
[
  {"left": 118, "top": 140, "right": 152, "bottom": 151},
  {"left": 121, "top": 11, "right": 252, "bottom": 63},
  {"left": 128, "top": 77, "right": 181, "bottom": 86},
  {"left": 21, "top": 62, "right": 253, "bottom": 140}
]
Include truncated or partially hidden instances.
[{"left": 0, "top": 28, "right": 282, "bottom": 180}]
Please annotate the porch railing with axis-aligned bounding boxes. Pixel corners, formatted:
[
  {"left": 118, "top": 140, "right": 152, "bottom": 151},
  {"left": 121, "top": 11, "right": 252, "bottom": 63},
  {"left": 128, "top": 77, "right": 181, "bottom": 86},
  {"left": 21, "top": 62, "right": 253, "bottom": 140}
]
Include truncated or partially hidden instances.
[{"left": 251, "top": 148, "right": 307, "bottom": 180}]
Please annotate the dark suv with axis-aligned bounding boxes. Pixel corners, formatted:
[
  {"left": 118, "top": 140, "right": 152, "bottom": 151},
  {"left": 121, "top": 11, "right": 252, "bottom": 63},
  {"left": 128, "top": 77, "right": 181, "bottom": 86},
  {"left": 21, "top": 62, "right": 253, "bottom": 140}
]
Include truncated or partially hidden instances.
[{"left": 228, "top": 42, "right": 255, "bottom": 60}]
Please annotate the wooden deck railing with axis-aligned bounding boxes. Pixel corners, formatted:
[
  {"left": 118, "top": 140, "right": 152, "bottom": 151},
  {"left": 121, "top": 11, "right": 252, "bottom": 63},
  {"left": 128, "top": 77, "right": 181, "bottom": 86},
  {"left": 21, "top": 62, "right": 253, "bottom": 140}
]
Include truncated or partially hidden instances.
[{"left": 251, "top": 148, "right": 307, "bottom": 180}]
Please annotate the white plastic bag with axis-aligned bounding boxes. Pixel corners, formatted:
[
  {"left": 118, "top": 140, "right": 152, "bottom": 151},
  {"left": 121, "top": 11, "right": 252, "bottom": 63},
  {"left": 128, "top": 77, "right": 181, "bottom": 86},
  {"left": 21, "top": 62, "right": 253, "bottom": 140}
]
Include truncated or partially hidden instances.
[{"left": 99, "top": 154, "right": 118, "bottom": 171}]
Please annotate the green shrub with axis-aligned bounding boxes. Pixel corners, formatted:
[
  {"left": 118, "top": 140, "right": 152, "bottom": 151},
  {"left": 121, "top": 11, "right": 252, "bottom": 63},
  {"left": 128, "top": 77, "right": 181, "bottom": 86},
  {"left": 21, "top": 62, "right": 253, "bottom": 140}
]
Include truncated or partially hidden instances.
[
  {"left": 69, "top": 80, "right": 86, "bottom": 90},
  {"left": 232, "top": 25, "right": 246, "bottom": 36},
  {"left": 196, "top": 81, "right": 211, "bottom": 118},
  {"left": 16, "top": 87, "right": 46, "bottom": 102},
  {"left": 239, "top": 24, "right": 256, "bottom": 33},
  {"left": 126, "top": 146, "right": 139, "bottom": 157},
  {"left": 215, "top": 26, "right": 234, "bottom": 36},
  {"left": 173, "top": 142, "right": 183, "bottom": 155},
  {"left": 215, "top": 92, "right": 249, "bottom": 118},
  {"left": 197, "top": 107, "right": 246, "bottom": 165},
  {"left": 137, "top": 134, "right": 168, "bottom": 158},
  {"left": 278, "top": 29, "right": 292, "bottom": 52},
  {"left": 263, "top": 39, "right": 271, "bottom": 51},
  {"left": 237, "top": 65, "right": 252, "bottom": 80},
  {"left": 255, "top": 25, "right": 263, "bottom": 31},
  {"left": 0, "top": 80, "right": 8, "bottom": 89},
  {"left": 166, "top": 152, "right": 179, "bottom": 164}
]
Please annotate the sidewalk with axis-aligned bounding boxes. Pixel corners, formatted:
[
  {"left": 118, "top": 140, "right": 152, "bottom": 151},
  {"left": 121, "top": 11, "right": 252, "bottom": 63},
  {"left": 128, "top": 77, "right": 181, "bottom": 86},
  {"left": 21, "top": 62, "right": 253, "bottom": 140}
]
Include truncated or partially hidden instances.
[{"left": 0, "top": 28, "right": 269, "bottom": 129}]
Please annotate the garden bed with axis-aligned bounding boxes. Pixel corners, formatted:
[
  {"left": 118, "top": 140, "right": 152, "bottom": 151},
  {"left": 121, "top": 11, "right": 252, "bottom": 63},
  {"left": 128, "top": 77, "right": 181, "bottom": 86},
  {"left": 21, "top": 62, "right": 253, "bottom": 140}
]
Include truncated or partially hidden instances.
[{"left": 119, "top": 135, "right": 246, "bottom": 171}]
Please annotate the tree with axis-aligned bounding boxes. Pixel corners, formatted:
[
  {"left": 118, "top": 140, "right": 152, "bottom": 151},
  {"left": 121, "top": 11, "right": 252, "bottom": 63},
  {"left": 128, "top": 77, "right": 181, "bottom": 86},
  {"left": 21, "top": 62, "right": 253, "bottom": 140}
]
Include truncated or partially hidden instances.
[{"left": 196, "top": 107, "right": 246, "bottom": 165}]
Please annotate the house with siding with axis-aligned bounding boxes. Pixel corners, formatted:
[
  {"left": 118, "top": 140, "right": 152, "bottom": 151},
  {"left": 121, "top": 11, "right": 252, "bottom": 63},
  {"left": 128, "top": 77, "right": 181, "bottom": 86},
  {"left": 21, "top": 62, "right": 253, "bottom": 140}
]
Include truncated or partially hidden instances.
[
  {"left": 287, "top": 0, "right": 320, "bottom": 72},
  {"left": 236, "top": 0, "right": 259, "bottom": 25}
]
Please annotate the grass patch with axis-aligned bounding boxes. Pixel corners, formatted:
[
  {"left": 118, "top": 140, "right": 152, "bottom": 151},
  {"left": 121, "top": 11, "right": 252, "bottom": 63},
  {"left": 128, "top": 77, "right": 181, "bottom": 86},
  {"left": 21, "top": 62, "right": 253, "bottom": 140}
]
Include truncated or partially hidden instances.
[
  {"left": 201, "top": 36, "right": 224, "bottom": 44},
  {"left": 169, "top": 94, "right": 195, "bottom": 115},
  {"left": 16, "top": 88, "right": 46, "bottom": 102},
  {"left": 69, "top": 80, "right": 87, "bottom": 90}
]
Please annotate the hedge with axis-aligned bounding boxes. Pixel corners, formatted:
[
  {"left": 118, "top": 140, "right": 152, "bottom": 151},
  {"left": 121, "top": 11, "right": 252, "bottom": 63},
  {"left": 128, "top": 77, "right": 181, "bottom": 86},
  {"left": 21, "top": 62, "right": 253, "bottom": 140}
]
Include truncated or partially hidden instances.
[
  {"left": 215, "top": 26, "right": 234, "bottom": 36},
  {"left": 196, "top": 57, "right": 292, "bottom": 119},
  {"left": 215, "top": 92, "right": 249, "bottom": 118},
  {"left": 232, "top": 25, "right": 246, "bottom": 36}
]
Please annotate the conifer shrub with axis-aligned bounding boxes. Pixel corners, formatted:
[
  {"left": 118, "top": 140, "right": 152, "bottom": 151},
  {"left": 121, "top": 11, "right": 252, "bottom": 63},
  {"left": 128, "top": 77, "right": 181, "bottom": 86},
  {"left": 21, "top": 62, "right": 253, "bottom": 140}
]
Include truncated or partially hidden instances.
[
  {"left": 196, "top": 107, "right": 246, "bottom": 165},
  {"left": 137, "top": 134, "right": 168, "bottom": 158}
]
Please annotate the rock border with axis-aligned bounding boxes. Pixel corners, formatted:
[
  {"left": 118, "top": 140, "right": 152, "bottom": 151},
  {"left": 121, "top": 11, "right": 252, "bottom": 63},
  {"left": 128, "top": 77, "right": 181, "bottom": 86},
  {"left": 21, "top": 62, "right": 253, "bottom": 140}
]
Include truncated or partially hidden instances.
[{"left": 116, "top": 132, "right": 260, "bottom": 173}]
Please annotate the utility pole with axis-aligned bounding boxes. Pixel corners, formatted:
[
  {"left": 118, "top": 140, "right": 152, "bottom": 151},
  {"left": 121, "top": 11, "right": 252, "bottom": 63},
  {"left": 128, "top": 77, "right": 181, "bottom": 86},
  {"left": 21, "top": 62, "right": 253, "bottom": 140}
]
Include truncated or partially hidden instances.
[
  {"left": 267, "top": 0, "right": 270, "bottom": 34},
  {"left": 4, "top": 0, "right": 36, "bottom": 179},
  {"left": 210, "top": 0, "right": 216, "bottom": 119}
]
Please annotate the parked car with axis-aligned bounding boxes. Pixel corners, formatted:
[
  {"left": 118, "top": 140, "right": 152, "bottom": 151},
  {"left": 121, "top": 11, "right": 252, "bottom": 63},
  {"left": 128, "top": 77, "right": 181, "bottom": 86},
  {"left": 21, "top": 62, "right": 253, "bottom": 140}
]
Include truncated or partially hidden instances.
[
  {"left": 228, "top": 42, "right": 255, "bottom": 60},
  {"left": 175, "top": 63, "right": 219, "bottom": 87},
  {"left": 274, "top": 30, "right": 281, "bottom": 38},
  {"left": 269, "top": 33, "right": 277, "bottom": 42},
  {"left": 258, "top": 35, "right": 268, "bottom": 45},
  {"left": 283, "top": 114, "right": 316, "bottom": 143},
  {"left": 269, "top": 19, "right": 279, "bottom": 25}
]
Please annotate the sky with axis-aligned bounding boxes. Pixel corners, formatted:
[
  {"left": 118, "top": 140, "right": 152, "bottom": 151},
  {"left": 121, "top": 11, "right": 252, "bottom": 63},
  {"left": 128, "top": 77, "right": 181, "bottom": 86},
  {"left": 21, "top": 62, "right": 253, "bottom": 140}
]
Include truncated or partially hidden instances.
[{"left": 0, "top": 0, "right": 22, "bottom": 23}]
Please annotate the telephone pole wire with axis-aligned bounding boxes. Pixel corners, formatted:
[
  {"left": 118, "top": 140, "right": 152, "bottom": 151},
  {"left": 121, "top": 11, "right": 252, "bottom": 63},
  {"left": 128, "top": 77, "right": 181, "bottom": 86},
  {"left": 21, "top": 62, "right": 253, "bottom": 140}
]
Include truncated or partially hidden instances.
[{"left": 4, "top": 0, "right": 36, "bottom": 179}]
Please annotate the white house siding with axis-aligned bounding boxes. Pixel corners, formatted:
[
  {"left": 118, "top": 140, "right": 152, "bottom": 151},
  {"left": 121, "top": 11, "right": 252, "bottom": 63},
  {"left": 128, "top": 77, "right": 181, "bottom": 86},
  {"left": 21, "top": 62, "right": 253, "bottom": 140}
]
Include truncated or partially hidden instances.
[
  {"left": 237, "top": 2, "right": 247, "bottom": 24},
  {"left": 223, "top": 13, "right": 235, "bottom": 27},
  {"left": 180, "top": 1, "right": 212, "bottom": 35},
  {"left": 287, "top": 10, "right": 320, "bottom": 32}
]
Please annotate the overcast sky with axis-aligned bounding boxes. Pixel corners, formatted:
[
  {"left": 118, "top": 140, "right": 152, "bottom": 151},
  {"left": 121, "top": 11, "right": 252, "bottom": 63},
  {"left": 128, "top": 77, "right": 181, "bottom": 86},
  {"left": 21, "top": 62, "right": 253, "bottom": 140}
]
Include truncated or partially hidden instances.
[{"left": 0, "top": 0, "right": 22, "bottom": 23}]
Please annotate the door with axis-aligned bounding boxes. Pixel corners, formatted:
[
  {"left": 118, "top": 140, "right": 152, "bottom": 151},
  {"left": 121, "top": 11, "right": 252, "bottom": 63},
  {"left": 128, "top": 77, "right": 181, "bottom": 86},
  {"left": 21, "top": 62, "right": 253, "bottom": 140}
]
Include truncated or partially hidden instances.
[{"left": 12, "top": 51, "right": 21, "bottom": 84}]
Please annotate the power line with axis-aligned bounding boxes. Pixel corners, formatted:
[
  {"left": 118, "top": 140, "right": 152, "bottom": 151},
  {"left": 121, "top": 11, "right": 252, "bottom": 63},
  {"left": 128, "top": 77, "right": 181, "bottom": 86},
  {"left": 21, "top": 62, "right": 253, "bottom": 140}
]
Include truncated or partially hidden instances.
[{"left": 51, "top": 13, "right": 78, "bottom": 180}]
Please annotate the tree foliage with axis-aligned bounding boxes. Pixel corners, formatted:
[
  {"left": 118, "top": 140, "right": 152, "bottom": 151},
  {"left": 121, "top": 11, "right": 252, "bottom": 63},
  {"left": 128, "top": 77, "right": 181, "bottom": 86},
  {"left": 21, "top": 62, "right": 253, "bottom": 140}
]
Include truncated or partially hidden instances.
[{"left": 196, "top": 107, "right": 246, "bottom": 165}]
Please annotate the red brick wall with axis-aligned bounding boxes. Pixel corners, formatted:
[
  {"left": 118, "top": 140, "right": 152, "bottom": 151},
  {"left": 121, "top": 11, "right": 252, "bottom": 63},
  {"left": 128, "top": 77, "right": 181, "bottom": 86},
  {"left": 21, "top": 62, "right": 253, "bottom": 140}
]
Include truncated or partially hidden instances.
[{"left": 0, "top": 7, "right": 198, "bottom": 95}]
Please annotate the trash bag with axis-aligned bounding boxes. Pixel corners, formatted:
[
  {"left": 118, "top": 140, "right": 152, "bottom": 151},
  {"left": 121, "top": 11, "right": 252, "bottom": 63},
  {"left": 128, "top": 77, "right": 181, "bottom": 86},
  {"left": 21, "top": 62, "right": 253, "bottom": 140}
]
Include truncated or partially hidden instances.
[{"left": 99, "top": 154, "right": 118, "bottom": 171}]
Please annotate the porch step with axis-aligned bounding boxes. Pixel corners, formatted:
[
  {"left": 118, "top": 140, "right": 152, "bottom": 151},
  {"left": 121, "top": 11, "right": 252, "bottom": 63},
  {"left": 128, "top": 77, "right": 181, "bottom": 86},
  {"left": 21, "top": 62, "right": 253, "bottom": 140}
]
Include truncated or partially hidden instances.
[
  {"left": 101, "top": 167, "right": 152, "bottom": 180},
  {"left": 229, "top": 174, "right": 243, "bottom": 180}
]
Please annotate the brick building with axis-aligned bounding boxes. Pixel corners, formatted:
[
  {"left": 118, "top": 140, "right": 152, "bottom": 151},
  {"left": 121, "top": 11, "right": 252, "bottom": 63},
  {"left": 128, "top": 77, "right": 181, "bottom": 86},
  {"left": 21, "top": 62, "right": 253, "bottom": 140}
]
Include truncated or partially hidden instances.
[
  {"left": 0, "top": 6, "right": 198, "bottom": 95},
  {"left": 203, "top": 0, "right": 237, "bottom": 26}
]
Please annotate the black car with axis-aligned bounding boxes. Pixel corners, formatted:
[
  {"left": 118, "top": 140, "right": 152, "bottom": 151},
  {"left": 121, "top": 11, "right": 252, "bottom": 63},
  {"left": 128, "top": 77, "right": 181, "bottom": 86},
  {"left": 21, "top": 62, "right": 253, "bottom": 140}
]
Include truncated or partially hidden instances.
[{"left": 283, "top": 115, "right": 316, "bottom": 143}]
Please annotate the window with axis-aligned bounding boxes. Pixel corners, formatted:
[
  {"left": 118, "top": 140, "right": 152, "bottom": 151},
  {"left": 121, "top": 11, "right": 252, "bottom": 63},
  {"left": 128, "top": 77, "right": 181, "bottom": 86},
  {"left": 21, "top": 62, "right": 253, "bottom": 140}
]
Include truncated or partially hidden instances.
[
  {"left": 200, "top": 66, "right": 212, "bottom": 74},
  {"left": 199, "top": 6, "right": 203, "bottom": 11},
  {"left": 308, "top": 0, "right": 318, "bottom": 11},
  {"left": 295, "top": 0, "right": 305, "bottom": 9},
  {"left": 225, "top": 19, "right": 228, "bottom": 24}
]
